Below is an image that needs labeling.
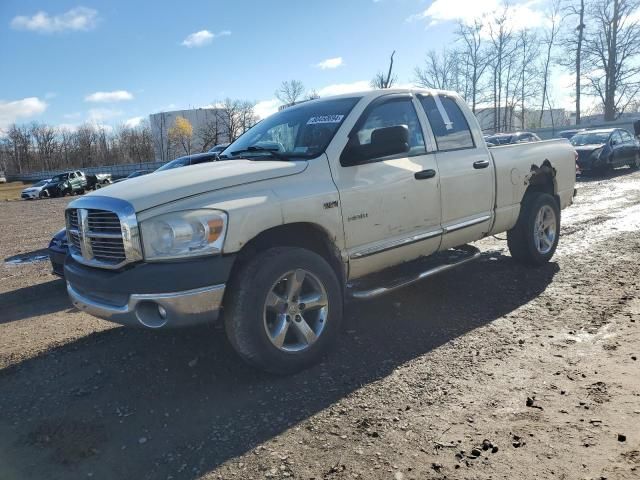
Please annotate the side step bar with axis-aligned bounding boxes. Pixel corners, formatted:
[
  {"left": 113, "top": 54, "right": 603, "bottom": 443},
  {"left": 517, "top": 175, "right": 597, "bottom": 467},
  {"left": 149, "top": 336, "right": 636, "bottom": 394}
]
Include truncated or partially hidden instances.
[{"left": 347, "top": 245, "right": 481, "bottom": 299}]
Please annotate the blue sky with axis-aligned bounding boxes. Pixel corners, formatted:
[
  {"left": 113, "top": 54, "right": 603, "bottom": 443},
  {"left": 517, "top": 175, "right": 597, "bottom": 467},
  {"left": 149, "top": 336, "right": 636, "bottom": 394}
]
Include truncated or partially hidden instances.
[{"left": 0, "top": 0, "right": 565, "bottom": 131}]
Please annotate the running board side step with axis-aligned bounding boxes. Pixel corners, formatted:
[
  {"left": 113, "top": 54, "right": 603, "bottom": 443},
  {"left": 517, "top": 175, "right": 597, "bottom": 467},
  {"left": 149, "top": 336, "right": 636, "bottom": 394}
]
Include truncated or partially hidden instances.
[{"left": 347, "top": 245, "right": 481, "bottom": 299}]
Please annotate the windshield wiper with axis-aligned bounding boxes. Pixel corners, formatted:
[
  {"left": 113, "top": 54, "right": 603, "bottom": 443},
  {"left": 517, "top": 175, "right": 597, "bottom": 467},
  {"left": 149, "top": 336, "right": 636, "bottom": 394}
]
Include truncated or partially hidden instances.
[{"left": 230, "top": 146, "right": 291, "bottom": 161}]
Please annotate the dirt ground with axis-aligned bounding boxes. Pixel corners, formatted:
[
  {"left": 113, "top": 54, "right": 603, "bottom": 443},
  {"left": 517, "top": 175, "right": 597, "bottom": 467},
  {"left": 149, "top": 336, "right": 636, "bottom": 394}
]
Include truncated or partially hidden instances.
[{"left": 0, "top": 170, "right": 639, "bottom": 480}]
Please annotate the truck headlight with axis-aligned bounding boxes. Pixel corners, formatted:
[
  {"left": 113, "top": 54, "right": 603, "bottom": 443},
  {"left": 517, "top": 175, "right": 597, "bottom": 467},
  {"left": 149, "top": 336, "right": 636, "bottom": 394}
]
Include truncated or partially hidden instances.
[{"left": 140, "top": 209, "right": 227, "bottom": 260}]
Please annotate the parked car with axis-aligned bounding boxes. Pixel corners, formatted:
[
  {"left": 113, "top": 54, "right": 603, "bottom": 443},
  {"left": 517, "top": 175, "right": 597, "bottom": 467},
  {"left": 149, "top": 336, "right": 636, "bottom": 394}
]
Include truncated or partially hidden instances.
[
  {"left": 571, "top": 128, "right": 640, "bottom": 174},
  {"left": 113, "top": 170, "right": 153, "bottom": 183},
  {"left": 155, "top": 152, "right": 219, "bottom": 172},
  {"left": 485, "top": 132, "right": 541, "bottom": 146},
  {"left": 208, "top": 143, "right": 230, "bottom": 155},
  {"left": 40, "top": 171, "right": 87, "bottom": 197},
  {"left": 21, "top": 179, "right": 51, "bottom": 200},
  {"left": 48, "top": 228, "right": 68, "bottom": 277},
  {"left": 40, "top": 170, "right": 111, "bottom": 197},
  {"left": 64, "top": 88, "right": 576, "bottom": 374},
  {"left": 86, "top": 173, "right": 112, "bottom": 190},
  {"left": 558, "top": 129, "right": 584, "bottom": 140},
  {"left": 0, "top": 171, "right": 6, "bottom": 183}
]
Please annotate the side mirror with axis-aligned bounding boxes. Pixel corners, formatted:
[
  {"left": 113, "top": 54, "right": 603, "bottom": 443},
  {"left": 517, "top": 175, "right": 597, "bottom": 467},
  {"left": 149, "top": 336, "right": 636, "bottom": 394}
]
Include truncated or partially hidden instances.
[{"left": 342, "top": 125, "right": 410, "bottom": 166}]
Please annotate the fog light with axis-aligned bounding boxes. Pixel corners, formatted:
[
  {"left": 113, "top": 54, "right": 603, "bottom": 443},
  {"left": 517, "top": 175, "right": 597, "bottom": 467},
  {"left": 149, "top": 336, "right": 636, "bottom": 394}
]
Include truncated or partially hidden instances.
[{"left": 158, "top": 305, "right": 167, "bottom": 319}]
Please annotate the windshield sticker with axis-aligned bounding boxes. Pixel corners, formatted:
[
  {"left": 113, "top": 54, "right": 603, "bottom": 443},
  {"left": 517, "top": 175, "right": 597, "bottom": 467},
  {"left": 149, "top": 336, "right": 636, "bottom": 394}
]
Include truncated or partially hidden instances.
[{"left": 307, "top": 115, "right": 344, "bottom": 125}]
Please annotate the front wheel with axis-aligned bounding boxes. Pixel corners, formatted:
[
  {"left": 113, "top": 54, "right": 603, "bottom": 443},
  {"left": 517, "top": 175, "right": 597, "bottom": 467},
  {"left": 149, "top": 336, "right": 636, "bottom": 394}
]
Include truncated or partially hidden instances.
[
  {"left": 224, "top": 247, "right": 343, "bottom": 374},
  {"left": 507, "top": 192, "right": 560, "bottom": 266}
]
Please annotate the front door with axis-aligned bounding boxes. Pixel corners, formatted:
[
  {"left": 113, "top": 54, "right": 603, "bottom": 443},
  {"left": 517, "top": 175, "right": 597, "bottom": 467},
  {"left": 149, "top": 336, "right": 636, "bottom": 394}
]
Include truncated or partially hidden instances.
[
  {"left": 416, "top": 94, "right": 494, "bottom": 249},
  {"left": 330, "top": 94, "right": 442, "bottom": 279}
]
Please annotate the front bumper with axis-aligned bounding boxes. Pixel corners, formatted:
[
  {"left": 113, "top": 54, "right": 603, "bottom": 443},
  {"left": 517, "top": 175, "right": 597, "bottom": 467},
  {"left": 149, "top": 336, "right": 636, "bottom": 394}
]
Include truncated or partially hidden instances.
[
  {"left": 67, "top": 281, "right": 225, "bottom": 328},
  {"left": 64, "top": 254, "right": 235, "bottom": 328},
  {"left": 49, "top": 247, "right": 67, "bottom": 277},
  {"left": 21, "top": 191, "right": 38, "bottom": 199}
]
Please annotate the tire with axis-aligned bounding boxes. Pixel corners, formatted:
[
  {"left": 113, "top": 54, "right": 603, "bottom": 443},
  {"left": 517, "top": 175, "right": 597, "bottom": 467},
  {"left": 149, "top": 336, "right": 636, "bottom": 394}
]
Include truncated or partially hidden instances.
[
  {"left": 629, "top": 152, "right": 640, "bottom": 170},
  {"left": 507, "top": 192, "right": 560, "bottom": 266},
  {"left": 224, "top": 247, "right": 343, "bottom": 375}
]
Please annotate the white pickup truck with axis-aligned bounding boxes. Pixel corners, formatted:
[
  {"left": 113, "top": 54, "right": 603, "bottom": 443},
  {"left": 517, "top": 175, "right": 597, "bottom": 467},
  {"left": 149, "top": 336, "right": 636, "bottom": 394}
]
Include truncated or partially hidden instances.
[{"left": 64, "top": 88, "right": 576, "bottom": 373}]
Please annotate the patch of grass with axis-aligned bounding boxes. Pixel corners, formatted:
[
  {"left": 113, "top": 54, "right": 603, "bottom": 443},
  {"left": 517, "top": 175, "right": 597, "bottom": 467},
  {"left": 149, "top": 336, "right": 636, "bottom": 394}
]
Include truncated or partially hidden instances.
[{"left": 0, "top": 182, "right": 29, "bottom": 201}]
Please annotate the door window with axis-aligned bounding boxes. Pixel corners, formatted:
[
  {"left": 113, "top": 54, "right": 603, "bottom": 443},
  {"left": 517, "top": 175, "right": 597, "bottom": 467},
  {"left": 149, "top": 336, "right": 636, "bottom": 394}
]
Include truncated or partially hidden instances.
[
  {"left": 610, "top": 131, "right": 623, "bottom": 145},
  {"left": 344, "top": 97, "right": 426, "bottom": 164},
  {"left": 620, "top": 130, "right": 633, "bottom": 143},
  {"left": 419, "top": 95, "right": 475, "bottom": 151}
]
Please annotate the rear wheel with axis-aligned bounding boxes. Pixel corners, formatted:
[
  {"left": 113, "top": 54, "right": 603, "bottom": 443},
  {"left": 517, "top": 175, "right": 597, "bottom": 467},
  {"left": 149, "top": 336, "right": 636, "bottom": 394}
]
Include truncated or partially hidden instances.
[
  {"left": 507, "top": 192, "right": 560, "bottom": 266},
  {"left": 629, "top": 152, "right": 640, "bottom": 170},
  {"left": 225, "top": 247, "right": 343, "bottom": 374}
]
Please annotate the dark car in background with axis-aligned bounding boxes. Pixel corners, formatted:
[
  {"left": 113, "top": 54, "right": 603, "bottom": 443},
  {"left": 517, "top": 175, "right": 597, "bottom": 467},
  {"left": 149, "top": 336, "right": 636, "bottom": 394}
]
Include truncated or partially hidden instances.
[
  {"left": 113, "top": 169, "right": 153, "bottom": 183},
  {"left": 558, "top": 129, "right": 584, "bottom": 140},
  {"left": 571, "top": 128, "right": 640, "bottom": 174},
  {"left": 485, "top": 131, "right": 541, "bottom": 147},
  {"left": 208, "top": 143, "right": 230, "bottom": 155},
  {"left": 155, "top": 152, "right": 219, "bottom": 172},
  {"left": 48, "top": 228, "right": 68, "bottom": 277}
]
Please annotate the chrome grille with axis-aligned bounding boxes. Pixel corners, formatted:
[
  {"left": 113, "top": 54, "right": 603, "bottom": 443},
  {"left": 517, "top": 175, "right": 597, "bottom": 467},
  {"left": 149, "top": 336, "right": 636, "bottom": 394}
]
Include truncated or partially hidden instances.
[
  {"left": 87, "top": 209, "right": 121, "bottom": 234},
  {"left": 65, "top": 197, "right": 142, "bottom": 270}
]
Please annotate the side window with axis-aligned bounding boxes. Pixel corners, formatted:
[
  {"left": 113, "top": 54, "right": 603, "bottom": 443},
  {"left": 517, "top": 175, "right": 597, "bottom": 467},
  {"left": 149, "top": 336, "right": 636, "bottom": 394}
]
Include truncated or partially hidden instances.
[
  {"left": 621, "top": 130, "right": 633, "bottom": 142},
  {"left": 346, "top": 98, "right": 426, "bottom": 162},
  {"left": 69, "top": 172, "right": 76, "bottom": 179},
  {"left": 419, "top": 95, "right": 475, "bottom": 151},
  {"left": 611, "top": 131, "right": 622, "bottom": 145}
]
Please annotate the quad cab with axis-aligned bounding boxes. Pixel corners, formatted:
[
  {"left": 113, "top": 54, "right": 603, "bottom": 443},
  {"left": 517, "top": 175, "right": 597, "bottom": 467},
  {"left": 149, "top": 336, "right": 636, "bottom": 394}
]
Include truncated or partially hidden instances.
[{"left": 64, "top": 89, "right": 576, "bottom": 373}]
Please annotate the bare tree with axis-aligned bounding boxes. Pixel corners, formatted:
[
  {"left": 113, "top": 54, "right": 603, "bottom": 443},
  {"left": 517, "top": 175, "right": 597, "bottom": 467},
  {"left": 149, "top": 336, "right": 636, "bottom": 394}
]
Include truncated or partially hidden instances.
[
  {"left": 275, "top": 80, "right": 306, "bottom": 105},
  {"left": 414, "top": 49, "right": 460, "bottom": 90},
  {"left": 517, "top": 29, "right": 541, "bottom": 129},
  {"left": 371, "top": 50, "right": 397, "bottom": 89},
  {"left": 457, "top": 19, "right": 490, "bottom": 113},
  {"left": 584, "top": 0, "right": 640, "bottom": 120},
  {"left": 538, "top": 0, "right": 562, "bottom": 127},
  {"left": 487, "top": 8, "right": 516, "bottom": 131},
  {"left": 560, "top": 0, "right": 587, "bottom": 124}
]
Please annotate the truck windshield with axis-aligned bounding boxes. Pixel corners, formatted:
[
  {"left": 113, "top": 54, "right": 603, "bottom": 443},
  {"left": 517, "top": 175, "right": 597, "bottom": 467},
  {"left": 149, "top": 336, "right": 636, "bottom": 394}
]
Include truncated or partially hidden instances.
[{"left": 221, "top": 97, "right": 361, "bottom": 160}]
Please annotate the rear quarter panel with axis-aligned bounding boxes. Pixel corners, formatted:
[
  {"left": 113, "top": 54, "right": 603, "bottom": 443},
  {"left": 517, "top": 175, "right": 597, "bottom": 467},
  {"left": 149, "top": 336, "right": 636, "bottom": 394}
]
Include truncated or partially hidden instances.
[{"left": 489, "top": 139, "right": 576, "bottom": 235}]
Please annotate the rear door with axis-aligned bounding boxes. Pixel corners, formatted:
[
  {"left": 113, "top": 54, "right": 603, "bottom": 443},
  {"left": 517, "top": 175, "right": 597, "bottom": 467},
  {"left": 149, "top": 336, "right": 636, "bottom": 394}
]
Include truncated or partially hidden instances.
[
  {"left": 416, "top": 94, "right": 494, "bottom": 249},
  {"left": 610, "top": 131, "right": 625, "bottom": 166},
  {"left": 620, "top": 130, "right": 636, "bottom": 164}
]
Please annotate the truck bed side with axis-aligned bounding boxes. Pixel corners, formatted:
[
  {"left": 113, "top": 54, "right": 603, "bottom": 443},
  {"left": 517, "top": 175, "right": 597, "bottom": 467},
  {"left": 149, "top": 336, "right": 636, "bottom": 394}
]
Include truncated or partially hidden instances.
[{"left": 488, "top": 139, "right": 576, "bottom": 235}]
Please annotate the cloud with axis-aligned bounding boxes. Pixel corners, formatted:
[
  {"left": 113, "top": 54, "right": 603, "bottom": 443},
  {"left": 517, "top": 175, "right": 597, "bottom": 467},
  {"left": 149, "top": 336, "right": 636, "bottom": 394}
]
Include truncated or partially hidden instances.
[
  {"left": 124, "top": 116, "right": 145, "bottom": 128},
  {"left": 0, "top": 97, "right": 47, "bottom": 131},
  {"left": 408, "top": 0, "right": 546, "bottom": 31},
  {"left": 88, "top": 108, "right": 123, "bottom": 122},
  {"left": 315, "top": 57, "right": 344, "bottom": 70},
  {"left": 11, "top": 7, "right": 98, "bottom": 34},
  {"left": 317, "top": 80, "right": 372, "bottom": 97},
  {"left": 254, "top": 99, "right": 282, "bottom": 119},
  {"left": 85, "top": 90, "right": 134, "bottom": 103},
  {"left": 181, "top": 30, "right": 231, "bottom": 48}
]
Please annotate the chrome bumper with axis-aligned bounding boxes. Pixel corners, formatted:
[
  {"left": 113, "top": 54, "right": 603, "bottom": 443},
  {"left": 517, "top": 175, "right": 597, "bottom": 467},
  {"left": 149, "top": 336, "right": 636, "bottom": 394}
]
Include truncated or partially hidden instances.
[{"left": 67, "top": 282, "right": 225, "bottom": 328}]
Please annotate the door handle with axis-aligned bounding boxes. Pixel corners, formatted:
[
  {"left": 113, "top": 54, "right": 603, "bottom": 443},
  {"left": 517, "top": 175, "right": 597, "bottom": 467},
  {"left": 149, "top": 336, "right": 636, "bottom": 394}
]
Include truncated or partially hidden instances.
[
  {"left": 473, "top": 159, "right": 490, "bottom": 169},
  {"left": 414, "top": 169, "right": 436, "bottom": 180}
]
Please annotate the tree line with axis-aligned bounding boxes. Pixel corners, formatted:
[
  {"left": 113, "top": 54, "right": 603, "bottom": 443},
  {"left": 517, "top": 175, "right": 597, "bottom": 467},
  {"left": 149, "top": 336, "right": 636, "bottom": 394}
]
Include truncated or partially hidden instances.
[
  {"left": 407, "top": 0, "right": 640, "bottom": 128},
  {"left": 0, "top": 122, "right": 154, "bottom": 176},
  {"left": 0, "top": 97, "right": 259, "bottom": 176}
]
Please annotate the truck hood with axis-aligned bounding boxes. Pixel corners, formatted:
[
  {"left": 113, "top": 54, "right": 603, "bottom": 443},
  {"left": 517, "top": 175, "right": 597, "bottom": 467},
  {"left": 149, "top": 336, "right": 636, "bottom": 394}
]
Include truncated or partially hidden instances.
[{"left": 87, "top": 159, "right": 308, "bottom": 211}]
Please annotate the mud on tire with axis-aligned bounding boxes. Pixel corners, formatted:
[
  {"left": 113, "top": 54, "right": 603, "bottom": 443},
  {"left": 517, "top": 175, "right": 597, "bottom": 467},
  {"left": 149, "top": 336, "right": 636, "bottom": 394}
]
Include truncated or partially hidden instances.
[{"left": 507, "top": 192, "right": 560, "bottom": 266}]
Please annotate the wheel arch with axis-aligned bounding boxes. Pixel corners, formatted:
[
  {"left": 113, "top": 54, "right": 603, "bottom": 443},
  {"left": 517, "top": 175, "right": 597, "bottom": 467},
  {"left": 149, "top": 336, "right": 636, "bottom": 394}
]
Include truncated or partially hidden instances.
[
  {"left": 231, "top": 222, "right": 347, "bottom": 289},
  {"left": 523, "top": 159, "right": 559, "bottom": 206}
]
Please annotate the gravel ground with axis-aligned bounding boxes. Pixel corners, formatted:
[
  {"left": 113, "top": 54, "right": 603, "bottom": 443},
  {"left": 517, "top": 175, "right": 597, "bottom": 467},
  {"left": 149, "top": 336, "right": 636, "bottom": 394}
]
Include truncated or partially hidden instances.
[{"left": 0, "top": 170, "right": 639, "bottom": 480}]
